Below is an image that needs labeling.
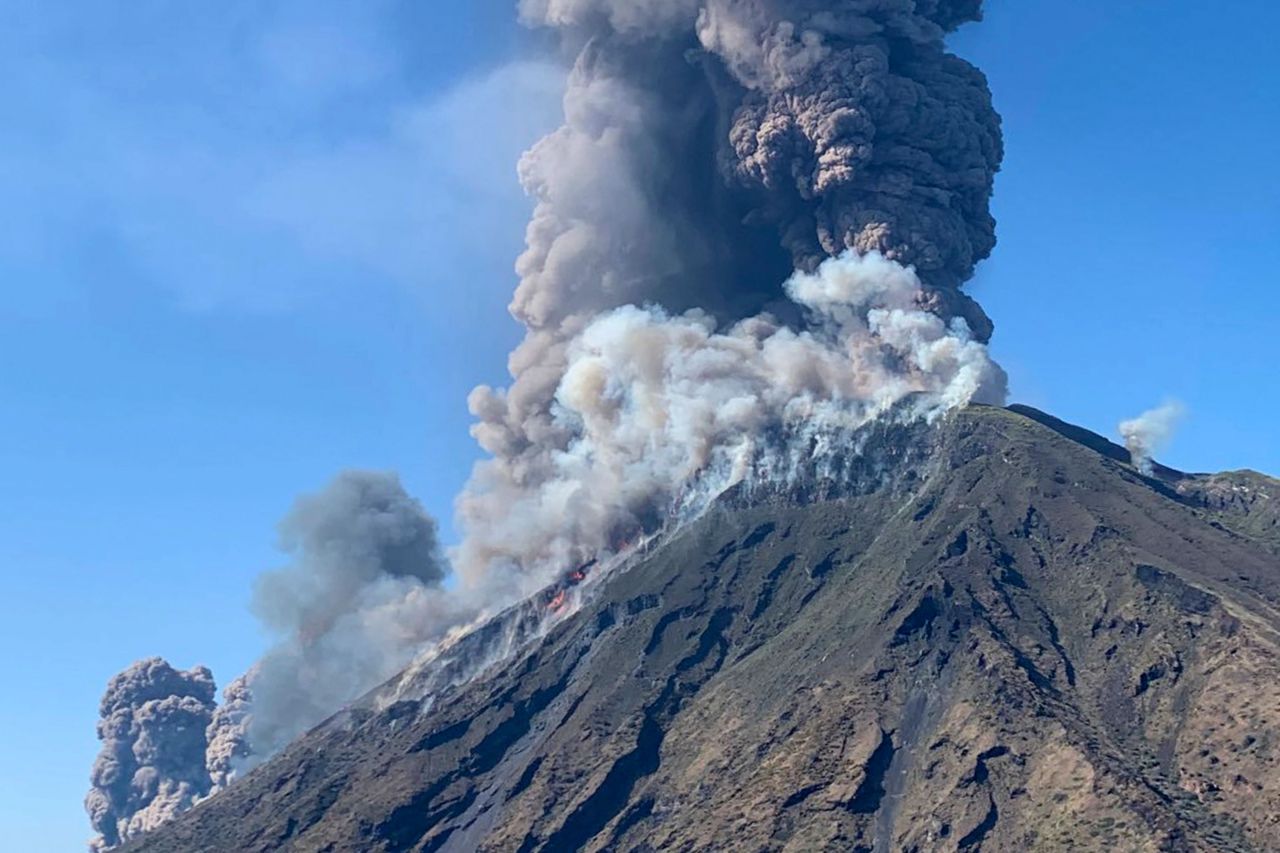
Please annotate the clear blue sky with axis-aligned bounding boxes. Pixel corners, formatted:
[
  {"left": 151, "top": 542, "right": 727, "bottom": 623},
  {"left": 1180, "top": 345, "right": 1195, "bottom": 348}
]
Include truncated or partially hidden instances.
[{"left": 1, "top": 2, "right": 1276, "bottom": 850}]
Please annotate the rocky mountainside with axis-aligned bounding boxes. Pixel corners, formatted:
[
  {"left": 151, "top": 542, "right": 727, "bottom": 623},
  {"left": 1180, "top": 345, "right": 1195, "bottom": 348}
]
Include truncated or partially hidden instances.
[{"left": 127, "top": 406, "right": 1280, "bottom": 852}]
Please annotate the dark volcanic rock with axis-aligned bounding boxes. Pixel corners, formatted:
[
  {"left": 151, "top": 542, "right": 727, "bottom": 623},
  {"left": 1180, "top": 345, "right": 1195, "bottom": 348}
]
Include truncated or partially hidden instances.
[{"left": 128, "top": 406, "right": 1280, "bottom": 852}]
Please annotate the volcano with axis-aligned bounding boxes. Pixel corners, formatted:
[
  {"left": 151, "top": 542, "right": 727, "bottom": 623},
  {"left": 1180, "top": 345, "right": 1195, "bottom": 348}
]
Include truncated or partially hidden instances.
[{"left": 125, "top": 405, "right": 1280, "bottom": 852}]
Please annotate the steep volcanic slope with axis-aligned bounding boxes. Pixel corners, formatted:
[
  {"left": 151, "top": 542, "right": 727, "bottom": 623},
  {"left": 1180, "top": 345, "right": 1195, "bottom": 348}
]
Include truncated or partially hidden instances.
[{"left": 128, "top": 407, "right": 1280, "bottom": 852}]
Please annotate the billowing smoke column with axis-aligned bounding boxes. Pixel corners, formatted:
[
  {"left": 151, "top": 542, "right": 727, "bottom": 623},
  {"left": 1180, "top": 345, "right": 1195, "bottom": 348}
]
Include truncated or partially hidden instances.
[
  {"left": 85, "top": 659, "right": 217, "bottom": 852},
  {"left": 88, "top": 1, "right": 1008, "bottom": 843},
  {"left": 458, "top": 0, "right": 1004, "bottom": 592},
  {"left": 205, "top": 470, "right": 456, "bottom": 773}
]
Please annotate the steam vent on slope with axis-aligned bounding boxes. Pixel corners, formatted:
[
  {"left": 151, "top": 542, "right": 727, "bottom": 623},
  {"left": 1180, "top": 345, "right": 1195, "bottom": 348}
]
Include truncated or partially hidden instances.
[{"left": 128, "top": 407, "right": 1280, "bottom": 852}]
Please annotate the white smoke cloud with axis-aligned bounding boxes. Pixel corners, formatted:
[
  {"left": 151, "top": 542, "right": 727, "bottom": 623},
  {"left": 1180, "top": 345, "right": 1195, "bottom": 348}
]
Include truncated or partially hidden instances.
[
  {"left": 456, "top": 251, "right": 1005, "bottom": 597},
  {"left": 1120, "top": 401, "right": 1186, "bottom": 475}
]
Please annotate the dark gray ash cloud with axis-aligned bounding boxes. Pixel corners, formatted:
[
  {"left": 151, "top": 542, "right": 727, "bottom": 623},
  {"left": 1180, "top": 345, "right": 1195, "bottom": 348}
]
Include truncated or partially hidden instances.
[
  {"left": 216, "top": 470, "right": 456, "bottom": 770},
  {"left": 86, "top": 659, "right": 217, "bottom": 852}
]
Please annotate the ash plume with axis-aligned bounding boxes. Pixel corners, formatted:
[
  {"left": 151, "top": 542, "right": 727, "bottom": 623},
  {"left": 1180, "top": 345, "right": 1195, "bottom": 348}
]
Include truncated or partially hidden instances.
[
  {"left": 1120, "top": 401, "right": 1186, "bottom": 475},
  {"left": 85, "top": 659, "right": 217, "bottom": 852},
  {"left": 460, "top": 0, "right": 1004, "bottom": 591}
]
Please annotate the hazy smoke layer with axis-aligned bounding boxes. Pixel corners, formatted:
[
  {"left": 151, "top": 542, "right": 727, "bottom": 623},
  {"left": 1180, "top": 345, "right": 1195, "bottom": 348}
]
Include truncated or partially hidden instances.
[
  {"left": 462, "top": 0, "right": 1002, "bottom": 589},
  {"left": 1120, "top": 401, "right": 1185, "bottom": 475},
  {"left": 86, "top": 659, "right": 217, "bottom": 852}
]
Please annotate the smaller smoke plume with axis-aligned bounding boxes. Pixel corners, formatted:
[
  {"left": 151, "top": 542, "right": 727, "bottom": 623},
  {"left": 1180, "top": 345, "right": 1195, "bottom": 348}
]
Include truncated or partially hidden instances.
[
  {"left": 232, "top": 470, "right": 459, "bottom": 768},
  {"left": 86, "top": 659, "right": 217, "bottom": 852},
  {"left": 1120, "top": 401, "right": 1185, "bottom": 475}
]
